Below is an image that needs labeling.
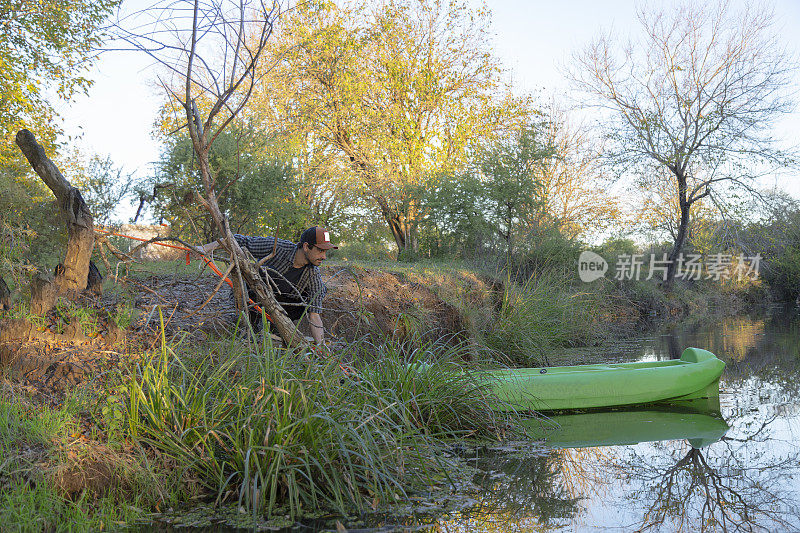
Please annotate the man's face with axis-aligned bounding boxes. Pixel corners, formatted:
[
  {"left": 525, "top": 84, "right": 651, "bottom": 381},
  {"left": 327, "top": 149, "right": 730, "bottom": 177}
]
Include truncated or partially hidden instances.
[{"left": 304, "top": 243, "right": 327, "bottom": 266}]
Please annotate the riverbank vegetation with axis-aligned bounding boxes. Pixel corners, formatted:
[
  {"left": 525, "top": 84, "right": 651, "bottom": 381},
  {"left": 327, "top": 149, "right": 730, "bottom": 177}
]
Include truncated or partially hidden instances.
[
  {"left": 0, "top": 310, "right": 515, "bottom": 529},
  {"left": 126, "top": 325, "right": 509, "bottom": 516}
]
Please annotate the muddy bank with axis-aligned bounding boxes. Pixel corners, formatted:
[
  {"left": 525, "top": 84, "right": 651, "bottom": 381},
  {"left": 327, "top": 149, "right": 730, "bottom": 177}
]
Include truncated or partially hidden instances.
[
  {"left": 0, "top": 264, "right": 495, "bottom": 397},
  {"left": 117, "top": 265, "right": 487, "bottom": 342}
]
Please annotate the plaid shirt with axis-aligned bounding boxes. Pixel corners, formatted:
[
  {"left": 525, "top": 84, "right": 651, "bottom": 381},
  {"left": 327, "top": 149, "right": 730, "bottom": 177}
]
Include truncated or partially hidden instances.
[{"left": 233, "top": 234, "right": 327, "bottom": 314}]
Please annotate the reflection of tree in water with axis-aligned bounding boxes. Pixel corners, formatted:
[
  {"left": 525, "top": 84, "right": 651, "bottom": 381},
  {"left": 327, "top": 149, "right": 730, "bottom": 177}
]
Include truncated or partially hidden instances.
[
  {"left": 616, "top": 441, "right": 798, "bottom": 532},
  {"left": 450, "top": 446, "right": 604, "bottom": 530},
  {"left": 664, "top": 311, "right": 800, "bottom": 388},
  {"left": 622, "top": 315, "right": 800, "bottom": 531}
]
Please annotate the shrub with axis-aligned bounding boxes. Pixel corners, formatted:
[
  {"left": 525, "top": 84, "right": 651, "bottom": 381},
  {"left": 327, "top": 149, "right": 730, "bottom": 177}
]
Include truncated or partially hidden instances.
[
  {"left": 509, "top": 228, "right": 583, "bottom": 281},
  {"left": 335, "top": 240, "right": 397, "bottom": 262},
  {"left": 762, "top": 244, "right": 800, "bottom": 302}
]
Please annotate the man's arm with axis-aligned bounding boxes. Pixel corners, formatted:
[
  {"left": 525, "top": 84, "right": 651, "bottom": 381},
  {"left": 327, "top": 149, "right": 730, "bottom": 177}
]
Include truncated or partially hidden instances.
[{"left": 308, "top": 312, "right": 324, "bottom": 345}]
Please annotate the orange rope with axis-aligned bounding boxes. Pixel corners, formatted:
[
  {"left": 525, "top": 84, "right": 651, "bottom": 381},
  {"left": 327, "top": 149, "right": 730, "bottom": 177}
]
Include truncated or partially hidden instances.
[{"left": 95, "top": 227, "right": 189, "bottom": 251}]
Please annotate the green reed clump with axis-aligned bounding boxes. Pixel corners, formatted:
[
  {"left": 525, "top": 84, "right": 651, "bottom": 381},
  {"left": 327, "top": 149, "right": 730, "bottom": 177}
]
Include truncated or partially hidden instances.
[
  {"left": 347, "top": 337, "right": 513, "bottom": 438},
  {"left": 122, "top": 313, "right": 510, "bottom": 519},
  {"left": 482, "top": 273, "right": 602, "bottom": 366}
]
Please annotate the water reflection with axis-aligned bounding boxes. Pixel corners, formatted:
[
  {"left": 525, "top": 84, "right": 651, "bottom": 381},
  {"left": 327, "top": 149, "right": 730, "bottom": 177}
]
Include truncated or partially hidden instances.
[
  {"left": 615, "top": 439, "right": 798, "bottom": 532},
  {"left": 440, "top": 309, "right": 800, "bottom": 532},
  {"left": 523, "top": 405, "right": 728, "bottom": 448},
  {"left": 469, "top": 448, "right": 584, "bottom": 527}
]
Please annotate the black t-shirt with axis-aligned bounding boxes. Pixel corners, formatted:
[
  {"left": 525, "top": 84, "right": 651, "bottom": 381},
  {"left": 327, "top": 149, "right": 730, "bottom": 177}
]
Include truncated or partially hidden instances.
[{"left": 273, "top": 266, "right": 306, "bottom": 299}]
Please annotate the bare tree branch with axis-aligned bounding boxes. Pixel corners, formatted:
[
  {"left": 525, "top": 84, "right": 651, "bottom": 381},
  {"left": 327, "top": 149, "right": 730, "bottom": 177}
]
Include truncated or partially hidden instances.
[{"left": 108, "top": 0, "right": 308, "bottom": 348}]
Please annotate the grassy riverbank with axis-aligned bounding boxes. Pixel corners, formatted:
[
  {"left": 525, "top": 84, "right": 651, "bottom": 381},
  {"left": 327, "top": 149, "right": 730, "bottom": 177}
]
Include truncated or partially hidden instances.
[
  {"left": 0, "top": 307, "right": 516, "bottom": 530},
  {"left": 325, "top": 258, "right": 767, "bottom": 367},
  {"left": 0, "top": 392, "right": 153, "bottom": 531},
  {"left": 125, "top": 315, "right": 511, "bottom": 517}
]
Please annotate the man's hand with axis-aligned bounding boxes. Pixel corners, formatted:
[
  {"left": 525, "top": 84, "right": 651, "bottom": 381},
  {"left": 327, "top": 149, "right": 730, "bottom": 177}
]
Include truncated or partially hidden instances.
[{"left": 197, "top": 240, "right": 222, "bottom": 256}]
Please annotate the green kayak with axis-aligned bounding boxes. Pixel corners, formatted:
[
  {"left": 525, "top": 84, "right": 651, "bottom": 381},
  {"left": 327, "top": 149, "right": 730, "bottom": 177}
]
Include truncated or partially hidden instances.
[{"left": 487, "top": 347, "right": 725, "bottom": 412}]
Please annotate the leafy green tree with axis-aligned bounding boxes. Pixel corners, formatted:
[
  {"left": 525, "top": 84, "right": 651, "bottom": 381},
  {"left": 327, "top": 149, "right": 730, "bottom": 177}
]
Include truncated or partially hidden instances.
[
  {"left": 258, "top": 0, "right": 530, "bottom": 257},
  {"left": 479, "top": 124, "right": 552, "bottom": 257},
  {"left": 0, "top": 208, "right": 38, "bottom": 289},
  {"left": 743, "top": 192, "right": 800, "bottom": 302},
  {"left": 1, "top": 0, "right": 118, "bottom": 284},
  {"left": 417, "top": 171, "right": 494, "bottom": 258},
  {"left": 417, "top": 123, "right": 553, "bottom": 260},
  {"left": 0, "top": 157, "right": 66, "bottom": 279},
  {"left": 0, "top": 0, "right": 118, "bottom": 165},
  {"left": 149, "top": 126, "right": 308, "bottom": 242},
  {"left": 67, "top": 154, "right": 138, "bottom": 225}
]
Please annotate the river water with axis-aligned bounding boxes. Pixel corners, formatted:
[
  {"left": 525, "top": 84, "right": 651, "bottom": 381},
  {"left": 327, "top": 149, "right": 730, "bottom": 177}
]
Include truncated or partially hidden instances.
[{"left": 435, "top": 308, "right": 800, "bottom": 532}]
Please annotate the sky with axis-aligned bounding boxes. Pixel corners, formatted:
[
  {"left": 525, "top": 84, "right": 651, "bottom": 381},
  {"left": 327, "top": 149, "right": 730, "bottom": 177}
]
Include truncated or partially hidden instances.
[{"left": 58, "top": 0, "right": 800, "bottom": 217}]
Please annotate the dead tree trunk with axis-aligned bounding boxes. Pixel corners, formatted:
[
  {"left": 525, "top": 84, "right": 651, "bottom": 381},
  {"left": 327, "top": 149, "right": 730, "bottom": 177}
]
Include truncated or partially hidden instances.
[
  {"left": 15, "top": 129, "right": 94, "bottom": 292},
  {"left": 0, "top": 276, "right": 10, "bottom": 310}
]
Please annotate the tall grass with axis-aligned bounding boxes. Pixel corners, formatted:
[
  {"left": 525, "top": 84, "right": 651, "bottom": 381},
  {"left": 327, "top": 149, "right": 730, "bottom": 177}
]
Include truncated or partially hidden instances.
[
  {"left": 0, "top": 476, "right": 145, "bottom": 533},
  {"left": 348, "top": 337, "right": 511, "bottom": 438},
  {"left": 0, "top": 396, "right": 76, "bottom": 447},
  {"left": 482, "top": 273, "right": 602, "bottom": 367},
  {"left": 123, "top": 311, "right": 510, "bottom": 519}
]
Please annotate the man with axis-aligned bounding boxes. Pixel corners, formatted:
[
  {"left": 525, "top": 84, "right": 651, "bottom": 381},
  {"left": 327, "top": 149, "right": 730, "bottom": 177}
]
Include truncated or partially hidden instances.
[{"left": 196, "top": 226, "right": 336, "bottom": 344}]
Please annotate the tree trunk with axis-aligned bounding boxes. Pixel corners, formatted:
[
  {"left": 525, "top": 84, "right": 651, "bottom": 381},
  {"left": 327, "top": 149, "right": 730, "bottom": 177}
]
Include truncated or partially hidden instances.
[
  {"left": 0, "top": 276, "right": 11, "bottom": 311},
  {"left": 502, "top": 202, "right": 514, "bottom": 259},
  {"left": 407, "top": 199, "right": 420, "bottom": 255},
  {"left": 664, "top": 174, "right": 691, "bottom": 290},
  {"left": 15, "top": 129, "right": 94, "bottom": 291},
  {"left": 376, "top": 195, "right": 407, "bottom": 253},
  {"left": 335, "top": 132, "right": 413, "bottom": 257},
  {"left": 86, "top": 261, "right": 103, "bottom": 295},
  {"left": 30, "top": 272, "right": 57, "bottom": 315}
]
